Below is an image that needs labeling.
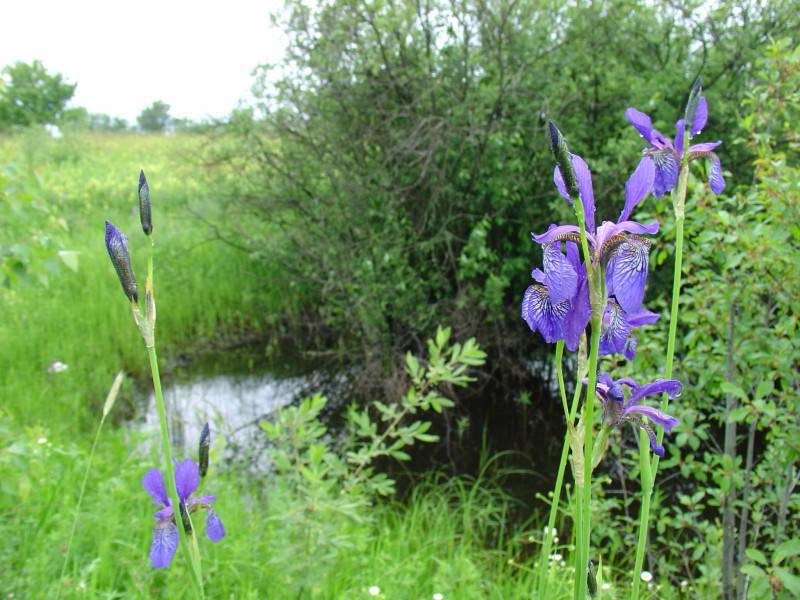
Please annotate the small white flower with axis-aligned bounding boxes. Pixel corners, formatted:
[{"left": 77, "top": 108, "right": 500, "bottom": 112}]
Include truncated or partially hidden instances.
[
  {"left": 560, "top": 560, "right": 566, "bottom": 567},
  {"left": 47, "top": 360, "right": 68, "bottom": 373},
  {"left": 433, "top": 594, "right": 444, "bottom": 600},
  {"left": 548, "top": 553, "right": 562, "bottom": 562},
  {"left": 640, "top": 571, "right": 653, "bottom": 582},
  {"left": 601, "top": 583, "right": 612, "bottom": 590},
  {"left": 680, "top": 580, "right": 689, "bottom": 588},
  {"left": 553, "top": 536, "right": 559, "bottom": 543},
  {"left": 37, "top": 437, "right": 47, "bottom": 444},
  {"left": 368, "top": 586, "right": 380, "bottom": 596}
]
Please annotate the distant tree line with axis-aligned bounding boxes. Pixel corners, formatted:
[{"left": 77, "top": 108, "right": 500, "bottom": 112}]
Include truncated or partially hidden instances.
[{"left": 0, "top": 61, "right": 200, "bottom": 133}]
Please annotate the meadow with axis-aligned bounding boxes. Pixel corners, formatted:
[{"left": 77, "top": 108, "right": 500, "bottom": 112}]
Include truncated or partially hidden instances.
[
  {"left": 2, "top": 31, "right": 799, "bottom": 599},
  {"left": 0, "top": 130, "right": 570, "bottom": 599}
]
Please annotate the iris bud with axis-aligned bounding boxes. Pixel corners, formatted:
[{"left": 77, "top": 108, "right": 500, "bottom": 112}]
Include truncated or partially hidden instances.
[
  {"left": 199, "top": 423, "right": 210, "bottom": 478},
  {"left": 104, "top": 221, "right": 138, "bottom": 302},
  {"left": 138, "top": 170, "right": 152, "bottom": 236},
  {"left": 548, "top": 121, "right": 579, "bottom": 200}
]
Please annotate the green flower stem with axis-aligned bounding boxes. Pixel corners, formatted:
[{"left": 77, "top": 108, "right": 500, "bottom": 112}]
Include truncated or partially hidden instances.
[
  {"left": 569, "top": 173, "right": 604, "bottom": 600},
  {"left": 576, "top": 315, "right": 602, "bottom": 600},
  {"left": 537, "top": 342, "right": 585, "bottom": 598},
  {"left": 629, "top": 137, "right": 690, "bottom": 598}
]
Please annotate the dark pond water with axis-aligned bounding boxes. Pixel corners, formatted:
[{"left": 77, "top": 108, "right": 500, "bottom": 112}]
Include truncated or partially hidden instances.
[{"left": 134, "top": 342, "right": 321, "bottom": 469}]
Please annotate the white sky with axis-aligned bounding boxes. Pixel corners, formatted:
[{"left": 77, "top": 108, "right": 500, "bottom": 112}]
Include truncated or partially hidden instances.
[{"left": 1, "top": 0, "right": 287, "bottom": 124}]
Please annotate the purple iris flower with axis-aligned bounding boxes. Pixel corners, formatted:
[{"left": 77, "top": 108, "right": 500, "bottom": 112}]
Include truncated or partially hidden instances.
[
  {"left": 595, "top": 373, "right": 681, "bottom": 457},
  {"left": 521, "top": 154, "right": 659, "bottom": 356},
  {"left": 142, "top": 458, "right": 225, "bottom": 568},
  {"left": 626, "top": 96, "right": 725, "bottom": 197}
]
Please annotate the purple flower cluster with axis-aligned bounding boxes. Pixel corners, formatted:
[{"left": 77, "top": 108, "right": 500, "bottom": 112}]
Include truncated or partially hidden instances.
[
  {"left": 595, "top": 374, "right": 682, "bottom": 457},
  {"left": 626, "top": 95, "right": 724, "bottom": 197},
  {"left": 521, "top": 153, "right": 659, "bottom": 359},
  {"left": 142, "top": 458, "right": 225, "bottom": 568}
]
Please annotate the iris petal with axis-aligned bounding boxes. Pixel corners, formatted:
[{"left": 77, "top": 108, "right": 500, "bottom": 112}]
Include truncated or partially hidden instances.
[
  {"left": 709, "top": 155, "right": 725, "bottom": 194},
  {"left": 691, "top": 96, "right": 708, "bottom": 136},
  {"left": 610, "top": 238, "right": 650, "bottom": 313},
  {"left": 206, "top": 510, "right": 226, "bottom": 542},
  {"left": 544, "top": 243, "right": 578, "bottom": 304},
  {"left": 142, "top": 469, "right": 169, "bottom": 506},
  {"left": 625, "top": 107, "right": 655, "bottom": 143},
  {"left": 652, "top": 150, "right": 679, "bottom": 197},
  {"left": 599, "top": 302, "right": 630, "bottom": 357},
  {"left": 521, "top": 285, "right": 569, "bottom": 343},
  {"left": 175, "top": 458, "right": 200, "bottom": 502},
  {"left": 625, "top": 405, "right": 680, "bottom": 431},
  {"left": 150, "top": 520, "right": 179, "bottom": 569},
  {"left": 563, "top": 276, "right": 590, "bottom": 351},
  {"left": 620, "top": 158, "right": 655, "bottom": 222}
]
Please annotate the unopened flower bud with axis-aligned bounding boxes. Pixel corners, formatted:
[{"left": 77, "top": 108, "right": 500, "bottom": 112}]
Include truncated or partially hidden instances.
[
  {"left": 587, "top": 560, "right": 598, "bottom": 597},
  {"left": 683, "top": 77, "right": 702, "bottom": 131},
  {"left": 104, "top": 221, "right": 138, "bottom": 302},
  {"left": 138, "top": 170, "right": 152, "bottom": 235},
  {"left": 548, "top": 121, "right": 579, "bottom": 200},
  {"left": 199, "top": 423, "right": 210, "bottom": 478},
  {"left": 179, "top": 502, "right": 193, "bottom": 536}
]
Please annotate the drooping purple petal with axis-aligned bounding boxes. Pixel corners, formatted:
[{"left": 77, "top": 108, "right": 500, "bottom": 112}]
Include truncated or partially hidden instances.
[
  {"left": 691, "top": 96, "right": 708, "bottom": 137},
  {"left": 175, "top": 458, "right": 200, "bottom": 502},
  {"left": 628, "top": 379, "right": 683, "bottom": 406},
  {"left": 206, "top": 510, "right": 226, "bottom": 542},
  {"left": 709, "top": 155, "right": 725, "bottom": 194},
  {"left": 563, "top": 276, "right": 591, "bottom": 352},
  {"left": 624, "top": 404, "right": 680, "bottom": 431},
  {"left": 620, "top": 158, "right": 655, "bottom": 222},
  {"left": 651, "top": 150, "right": 680, "bottom": 198},
  {"left": 689, "top": 141, "right": 723, "bottom": 153},
  {"left": 150, "top": 520, "right": 179, "bottom": 569},
  {"left": 626, "top": 307, "right": 660, "bottom": 327},
  {"left": 532, "top": 224, "right": 580, "bottom": 245},
  {"left": 143, "top": 469, "right": 169, "bottom": 507},
  {"left": 610, "top": 237, "right": 650, "bottom": 313},
  {"left": 543, "top": 243, "right": 578, "bottom": 304},
  {"left": 521, "top": 285, "right": 569, "bottom": 343},
  {"left": 532, "top": 268, "right": 545, "bottom": 284},
  {"left": 599, "top": 302, "right": 631, "bottom": 357},
  {"left": 626, "top": 108, "right": 656, "bottom": 143},
  {"left": 623, "top": 335, "right": 638, "bottom": 360}
]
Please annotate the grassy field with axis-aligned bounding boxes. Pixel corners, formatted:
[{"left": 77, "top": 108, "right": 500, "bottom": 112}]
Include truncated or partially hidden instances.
[{"left": 1, "top": 130, "right": 694, "bottom": 599}]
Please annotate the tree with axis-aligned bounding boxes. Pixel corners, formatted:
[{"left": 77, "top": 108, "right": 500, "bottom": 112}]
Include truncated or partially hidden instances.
[
  {"left": 137, "top": 100, "right": 171, "bottom": 132},
  {"left": 0, "top": 60, "right": 76, "bottom": 128}
]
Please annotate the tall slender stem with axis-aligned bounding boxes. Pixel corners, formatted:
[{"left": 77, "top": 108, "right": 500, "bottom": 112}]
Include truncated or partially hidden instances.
[
  {"left": 538, "top": 342, "right": 585, "bottom": 598},
  {"left": 630, "top": 145, "right": 689, "bottom": 598},
  {"left": 145, "top": 238, "right": 205, "bottom": 597}
]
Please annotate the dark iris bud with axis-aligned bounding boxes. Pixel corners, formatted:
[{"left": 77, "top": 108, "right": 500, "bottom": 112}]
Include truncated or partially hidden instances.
[
  {"left": 684, "top": 76, "right": 703, "bottom": 130},
  {"left": 179, "top": 502, "right": 193, "bottom": 536},
  {"left": 104, "top": 220, "right": 138, "bottom": 302},
  {"left": 548, "top": 120, "right": 579, "bottom": 200},
  {"left": 587, "top": 560, "right": 598, "bottom": 597},
  {"left": 138, "top": 170, "right": 152, "bottom": 236},
  {"left": 199, "top": 422, "right": 210, "bottom": 478}
]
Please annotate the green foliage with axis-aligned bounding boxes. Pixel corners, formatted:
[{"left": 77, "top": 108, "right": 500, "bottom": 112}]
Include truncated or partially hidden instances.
[
  {"left": 137, "top": 100, "right": 171, "bottom": 132},
  {"left": 569, "top": 38, "right": 800, "bottom": 596},
  {"left": 259, "top": 328, "right": 485, "bottom": 594},
  {"left": 0, "top": 60, "right": 76, "bottom": 128},
  {"left": 214, "top": 0, "right": 798, "bottom": 383}
]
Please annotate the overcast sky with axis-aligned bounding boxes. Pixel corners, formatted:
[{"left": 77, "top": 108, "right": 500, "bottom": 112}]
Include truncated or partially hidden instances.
[{"left": 1, "top": 0, "right": 287, "bottom": 124}]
